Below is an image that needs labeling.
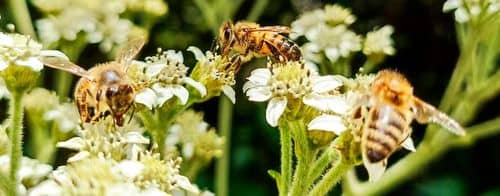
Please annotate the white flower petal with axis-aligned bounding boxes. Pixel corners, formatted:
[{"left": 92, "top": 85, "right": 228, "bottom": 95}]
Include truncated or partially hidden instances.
[
  {"left": 187, "top": 46, "right": 206, "bottom": 61},
  {"left": 67, "top": 151, "right": 90, "bottom": 162},
  {"left": 171, "top": 85, "right": 189, "bottom": 105},
  {"left": 312, "top": 76, "right": 343, "bottom": 93},
  {"left": 124, "top": 132, "right": 149, "bottom": 144},
  {"left": 152, "top": 84, "right": 174, "bottom": 107},
  {"left": 401, "top": 137, "right": 416, "bottom": 152},
  {"left": 455, "top": 8, "right": 469, "bottom": 23},
  {"left": 166, "top": 50, "right": 184, "bottom": 64},
  {"left": 443, "top": 0, "right": 461, "bottom": 12},
  {"left": 247, "top": 68, "right": 271, "bottom": 85},
  {"left": 174, "top": 175, "right": 200, "bottom": 194},
  {"left": 303, "top": 94, "right": 349, "bottom": 114},
  {"left": 266, "top": 97, "right": 288, "bottom": 127},
  {"left": 242, "top": 81, "right": 256, "bottom": 93},
  {"left": 246, "top": 86, "right": 272, "bottom": 102},
  {"left": 145, "top": 63, "right": 166, "bottom": 78},
  {"left": 28, "top": 180, "right": 62, "bottom": 196},
  {"left": 0, "top": 33, "right": 14, "bottom": 46},
  {"left": 182, "top": 142, "right": 195, "bottom": 159},
  {"left": 16, "top": 57, "right": 44, "bottom": 71},
  {"left": 135, "top": 88, "right": 157, "bottom": 110},
  {"left": 40, "top": 50, "right": 69, "bottom": 61},
  {"left": 325, "top": 48, "right": 340, "bottom": 62},
  {"left": 307, "top": 114, "right": 346, "bottom": 135},
  {"left": 56, "top": 137, "right": 85, "bottom": 150},
  {"left": 222, "top": 85, "right": 236, "bottom": 104},
  {"left": 115, "top": 160, "right": 144, "bottom": 179},
  {"left": 183, "top": 77, "right": 207, "bottom": 97}
]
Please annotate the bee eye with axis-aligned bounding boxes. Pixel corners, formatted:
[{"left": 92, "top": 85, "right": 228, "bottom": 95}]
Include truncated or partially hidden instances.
[
  {"left": 106, "top": 87, "right": 118, "bottom": 99},
  {"left": 223, "top": 29, "right": 231, "bottom": 40}
]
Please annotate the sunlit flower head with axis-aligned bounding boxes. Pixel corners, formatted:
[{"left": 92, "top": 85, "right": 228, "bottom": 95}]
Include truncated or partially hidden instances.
[
  {"left": 132, "top": 49, "right": 206, "bottom": 110},
  {"left": 165, "top": 110, "right": 224, "bottom": 161},
  {"left": 291, "top": 4, "right": 356, "bottom": 39},
  {"left": 363, "top": 25, "right": 395, "bottom": 60},
  {"left": 324, "top": 5, "right": 357, "bottom": 26},
  {"left": 56, "top": 121, "right": 149, "bottom": 162},
  {"left": 188, "top": 46, "right": 237, "bottom": 103},
  {"left": 243, "top": 61, "right": 347, "bottom": 127},
  {"left": 302, "top": 24, "right": 362, "bottom": 64},
  {"left": 32, "top": 0, "right": 166, "bottom": 52}
]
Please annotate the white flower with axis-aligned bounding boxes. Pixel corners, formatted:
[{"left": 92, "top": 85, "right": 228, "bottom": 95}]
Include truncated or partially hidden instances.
[
  {"left": 44, "top": 103, "right": 80, "bottom": 132},
  {"left": 291, "top": 4, "right": 356, "bottom": 39},
  {"left": 303, "top": 24, "right": 362, "bottom": 63},
  {"left": 244, "top": 62, "right": 346, "bottom": 127},
  {"left": 363, "top": 25, "right": 395, "bottom": 56},
  {"left": 0, "top": 155, "right": 53, "bottom": 185},
  {"left": 33, "top": 0, "right": 139, "bottom": 52},
  {"left": 115, "top": 160, "right": 144, "bottom": 179},
  {"left": 0, "top": 33, "right": 68, "bottom": 72},
  {"left": 187, "top": 46, "right": 236, "bottom": 103},
  {"left": 134, "top": 50, "right": 206, "bottom": 109}
]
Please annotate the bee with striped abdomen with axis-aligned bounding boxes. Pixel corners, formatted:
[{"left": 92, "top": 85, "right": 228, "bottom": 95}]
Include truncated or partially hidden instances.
[
  {"left": 358, "top": 70, "right": 465, "bottom": 181},
  {"left": 219, "top": 21, "right": 302, "bottom": 62},
  {"left": 41, "top": 37, "right": 146, "bottom": 126}
]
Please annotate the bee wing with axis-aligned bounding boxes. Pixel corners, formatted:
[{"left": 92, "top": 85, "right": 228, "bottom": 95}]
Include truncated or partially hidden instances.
[
  {"left": 116, "top": 37, "right": 146, "bottom": 65},
  {"left": 40, "top": 56, "right": 92, "bottom": 80},
  {"left": 411, "top": 97, "right": 466, "bottom": 136},
  {"left": 246, "top": 26, "right": 291, "bottom": 35}
]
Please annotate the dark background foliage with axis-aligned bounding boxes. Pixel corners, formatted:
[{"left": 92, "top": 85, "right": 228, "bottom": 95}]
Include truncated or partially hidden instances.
[{"left": 1, "top": 0, "right": 499, "bottom": 195}]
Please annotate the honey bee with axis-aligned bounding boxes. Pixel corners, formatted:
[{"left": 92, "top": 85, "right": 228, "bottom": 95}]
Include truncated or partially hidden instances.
[
  {"left": 41, "top": 38, "right": 146, "bottom": 126},
  {"left": 219, "top": 21, "right": 302, "bottom": 62},
  {"left": 356, "top": 70, "right": 466, "bottom": 181}
]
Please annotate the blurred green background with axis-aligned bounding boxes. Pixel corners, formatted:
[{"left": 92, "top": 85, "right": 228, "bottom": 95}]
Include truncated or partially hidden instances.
[{"left": 1, "top": 0, "right": 499, "bottom": 195}]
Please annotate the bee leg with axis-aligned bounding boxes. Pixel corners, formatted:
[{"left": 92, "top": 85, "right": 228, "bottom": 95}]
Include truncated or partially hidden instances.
[{"left": 264, "top": 41, "right": 286, "bottom": 62}]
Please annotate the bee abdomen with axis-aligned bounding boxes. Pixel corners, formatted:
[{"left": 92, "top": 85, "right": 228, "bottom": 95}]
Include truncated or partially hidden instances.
[{"left": 365, "top": 118, "right": 406, "bottom": 163}]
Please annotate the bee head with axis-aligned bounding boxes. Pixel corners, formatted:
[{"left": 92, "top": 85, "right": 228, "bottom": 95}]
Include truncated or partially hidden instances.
[
  {"left": 105, "top": 84, "right": 134, "bottom": 126},
  {"left": 372, "top": 70, "right": 413, "bottom": 106},
  {"left": 219, "top": 22, "right": 234, "bottom": 56}
]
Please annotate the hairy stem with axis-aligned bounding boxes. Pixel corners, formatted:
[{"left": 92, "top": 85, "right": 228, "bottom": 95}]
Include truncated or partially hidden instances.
[
  {"left": 289, "top": 119, "right": 311, "bottom": 196},
  {"left": 306, "top": 146, "right": 339, "bottom": 186},
  {"left": 215, "top": 96, "right": 233, "bottom": 196},
  {"left": 7, "top": 0, "right": 36, "bottom": 38},
  {"left": 278, "top": 120, "right": 292, "bottom": 196},
  {"left": 309, "top": 159, "right": 352, "bottom": 196},
  {"left": 8, "top": 92, "right": 25, "bottom": 196}
]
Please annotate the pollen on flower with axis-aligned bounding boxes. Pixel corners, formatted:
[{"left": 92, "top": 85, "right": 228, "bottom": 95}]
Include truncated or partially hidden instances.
[{"left": 269, "top": 61, "right": 313, "bottom": 99}]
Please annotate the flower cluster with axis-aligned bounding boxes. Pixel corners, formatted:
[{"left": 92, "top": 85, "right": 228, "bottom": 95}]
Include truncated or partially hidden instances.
[
  {"left": 0, "top": 32, "right": 68, "bottom": 92},
  {"left": 165, "top": 110, "right": 224, "bottom": 164},
  {"left": 243, "top": 60, "right": 349, "bottom": 132},
  {"left": 443, "top": 0, "right": 499, "bottom": 23},
  {"left": 132, "top": 49, "right": 206, "bottom": 110},
  {"left": 188, "top": 46, "right": 237, "bottom": 103},
  {"left": 291, "top": 4, "right": 395, "bottom": 71},
  {"left": 32, "top": 0, "right": 167, "bottom": 52},
  {"left": 0, "top": 155, "right": 53, "bottom": 195},
  {"left": 37, "top": 119, "right": 208, "bottom": 195}
]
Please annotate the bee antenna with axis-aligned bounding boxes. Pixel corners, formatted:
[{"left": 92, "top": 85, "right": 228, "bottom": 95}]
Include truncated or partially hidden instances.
[{"left": 127, "top": 105, "right": 136, "bottom": 124}]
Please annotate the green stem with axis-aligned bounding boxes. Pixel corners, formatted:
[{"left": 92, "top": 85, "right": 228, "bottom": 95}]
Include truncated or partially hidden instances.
[
  {"left": 306, "top": 146, "right": 339, "bottom": 186},
  {"left": 8, "top": 92, "right": 25, "bottom": 196},
  {"left": 451, "top": 116, "right": 500, "bottom": 147},
  {"left": 289, "top": 119, "right": 311, "bottom": 195},
  {"left": 7, "top": 0, "right": 36, "bottom": 38},
  {"left": 215, "top": 96, "right": 233, "bottom": 196},
  {"left": 246, "top": 0, "right": 269, "bottom": 21},
  {"left": 278, "top": 120, "right": 292, "bottom": 196},
  {"left": 308, "top": 159, "right": 352, "bottom": 196}
]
